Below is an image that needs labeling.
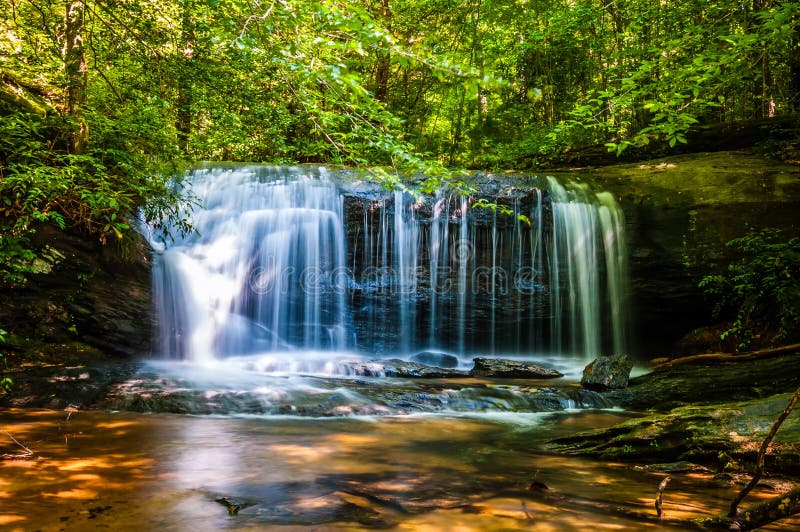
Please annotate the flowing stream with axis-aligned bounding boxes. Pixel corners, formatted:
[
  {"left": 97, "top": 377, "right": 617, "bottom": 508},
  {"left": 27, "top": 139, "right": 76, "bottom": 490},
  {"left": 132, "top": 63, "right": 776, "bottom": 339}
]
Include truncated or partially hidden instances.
[{"left": 5, "top": 408, "right": 788, "bottom": 531}]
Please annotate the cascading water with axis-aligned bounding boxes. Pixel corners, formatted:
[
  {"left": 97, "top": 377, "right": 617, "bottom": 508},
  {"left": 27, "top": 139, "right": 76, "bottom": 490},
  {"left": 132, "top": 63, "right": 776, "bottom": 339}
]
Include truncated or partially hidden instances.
[
  {"left": 351, "top": 178, "right": 628, "bottom": 360},
  {"left": 123, "top": 164, "right": 633, "bottom": 418},
  {"left": 547, "top": 178, "right": 628, "bottom": 358},
  {"left": 147, "top": 165, "right": 628, "bottom": 368},
  {"left": 148, "top": 166, "right": 347, "bottom": 366}
]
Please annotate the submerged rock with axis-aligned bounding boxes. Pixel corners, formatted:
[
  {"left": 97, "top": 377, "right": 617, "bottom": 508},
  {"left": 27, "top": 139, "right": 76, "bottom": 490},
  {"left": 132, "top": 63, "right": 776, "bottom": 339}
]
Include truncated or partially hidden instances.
[
  {"left": 470, "top": 357, "right": 563, "bottom": 379},
  {"left": 581, "top": 354, "right": 633, "bottom": 391}
]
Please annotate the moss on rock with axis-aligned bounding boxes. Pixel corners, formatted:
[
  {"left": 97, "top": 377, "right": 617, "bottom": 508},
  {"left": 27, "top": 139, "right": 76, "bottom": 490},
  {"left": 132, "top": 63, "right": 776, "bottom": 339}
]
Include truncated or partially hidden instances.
[{"left": 548, "top": 393, "right": 800, "bottom": 475}]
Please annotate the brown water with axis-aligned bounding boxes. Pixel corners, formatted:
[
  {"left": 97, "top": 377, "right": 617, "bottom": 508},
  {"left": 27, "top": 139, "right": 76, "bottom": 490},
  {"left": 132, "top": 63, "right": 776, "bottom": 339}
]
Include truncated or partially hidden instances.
[{"left": 0, "top": 408, "right": 794, "bottom": 531}]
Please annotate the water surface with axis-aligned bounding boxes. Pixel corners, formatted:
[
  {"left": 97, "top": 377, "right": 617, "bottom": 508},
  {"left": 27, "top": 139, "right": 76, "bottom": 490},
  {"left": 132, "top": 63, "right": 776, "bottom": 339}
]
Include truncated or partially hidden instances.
[{"left": 3, "top": 408, "right": 789, "bottom": 530}]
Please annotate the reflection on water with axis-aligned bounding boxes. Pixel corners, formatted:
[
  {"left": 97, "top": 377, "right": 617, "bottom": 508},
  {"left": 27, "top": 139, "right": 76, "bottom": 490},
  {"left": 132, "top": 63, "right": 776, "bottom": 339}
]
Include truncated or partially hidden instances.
[{"left": 2, "top": 409, "right": 794, "bottom": 531}]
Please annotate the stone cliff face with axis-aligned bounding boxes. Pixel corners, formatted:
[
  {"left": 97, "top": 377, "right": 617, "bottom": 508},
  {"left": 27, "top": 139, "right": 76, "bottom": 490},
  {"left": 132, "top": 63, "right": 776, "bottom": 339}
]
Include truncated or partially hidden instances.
[
  {"left": 338, "top": 152, "right": 800, "bottom": 357},
  {"left": 0, "top": 225, "right": 153, "bottom": 357},
  {"left": 578, "top": 151, "right": 800, "bottom": 354}
]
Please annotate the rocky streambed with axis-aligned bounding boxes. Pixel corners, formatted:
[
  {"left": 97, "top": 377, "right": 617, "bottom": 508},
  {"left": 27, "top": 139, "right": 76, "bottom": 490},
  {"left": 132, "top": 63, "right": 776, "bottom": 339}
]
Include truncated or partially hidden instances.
[
  {"left": 4, "top": 349, "right": 800, "bottom": 472},
  {"left": 0, "top": 355, "right": 605, "bottom": 416}
]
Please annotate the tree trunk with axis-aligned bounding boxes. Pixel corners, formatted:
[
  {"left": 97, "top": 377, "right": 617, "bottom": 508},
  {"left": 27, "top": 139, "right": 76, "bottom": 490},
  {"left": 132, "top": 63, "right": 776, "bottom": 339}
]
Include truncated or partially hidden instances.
[
  {"left": 732, "top": 485, "right": 800, "bottom": 530},
  {"left": 728, "top": 385, "right": 800, "bottom": 519},
  {"left": 373, "top": 0, "right": 391, "bottom": 102},
  {"left": 65, "top": 0, "right": 88, "bottom": 153},
  {"left": 176, "top": 0, "right": 195, "bottom": 153},
  {"left": 750, "top": 0, "right": 774, "bottom": 120},
  {"left": 789, "top": 12, "right": 800, "bottom": 113}
]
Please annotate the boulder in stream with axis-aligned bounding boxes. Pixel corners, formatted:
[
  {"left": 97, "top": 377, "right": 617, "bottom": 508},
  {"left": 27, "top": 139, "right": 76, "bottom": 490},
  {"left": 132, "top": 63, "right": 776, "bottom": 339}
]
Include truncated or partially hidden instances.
[
  {"left": 470, "top": 357, "right": 563, "bottom": 379},
  {"left": 580, "top": 354, "right": 633, "bottom": 391},
  {"left": 341, "top": 359, "right": 469, "bottom": 379}
]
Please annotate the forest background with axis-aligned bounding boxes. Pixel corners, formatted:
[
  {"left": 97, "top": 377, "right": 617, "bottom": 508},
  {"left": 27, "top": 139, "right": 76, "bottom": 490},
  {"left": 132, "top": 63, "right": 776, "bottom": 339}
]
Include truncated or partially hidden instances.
[{"left": 1, "top": 0, "right": 798, "bottom": 283}]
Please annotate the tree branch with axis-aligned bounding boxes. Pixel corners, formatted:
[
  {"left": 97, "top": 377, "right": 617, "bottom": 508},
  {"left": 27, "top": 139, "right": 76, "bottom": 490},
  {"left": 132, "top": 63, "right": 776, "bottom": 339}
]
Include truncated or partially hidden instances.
[{"left": 729, "top": 385, "right": 800, "bottom": 518}]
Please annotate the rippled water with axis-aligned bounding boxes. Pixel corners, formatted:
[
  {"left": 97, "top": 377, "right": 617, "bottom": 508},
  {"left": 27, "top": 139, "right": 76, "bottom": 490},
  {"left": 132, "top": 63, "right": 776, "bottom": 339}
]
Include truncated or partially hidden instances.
[{"left": 4, "top": 408, "right": 795, "bottom": 531}]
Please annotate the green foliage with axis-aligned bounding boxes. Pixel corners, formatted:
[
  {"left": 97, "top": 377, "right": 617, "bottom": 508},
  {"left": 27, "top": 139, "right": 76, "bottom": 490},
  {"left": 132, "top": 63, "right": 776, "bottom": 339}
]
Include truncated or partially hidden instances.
[
  {"left": 0, "top": 108, "right": 191, "bottom": 283},
  {"left": 471, "top": 198, "right": 530, "bottom": 225},
  {"left": 5, "top": 0, "right": 795, "bottom": 175},
  {"left": 1, "top": 0, "right": 797, "bottom": 282},
  {"left": 700, "top": 229, "right": 800, "bottom": 351}
]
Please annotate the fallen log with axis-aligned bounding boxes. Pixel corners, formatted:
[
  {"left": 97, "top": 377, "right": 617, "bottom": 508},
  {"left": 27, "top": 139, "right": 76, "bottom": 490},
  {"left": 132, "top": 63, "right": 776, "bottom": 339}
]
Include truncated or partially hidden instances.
[{"left": 653, "top": 343, "right": 800, "bottom": 371}]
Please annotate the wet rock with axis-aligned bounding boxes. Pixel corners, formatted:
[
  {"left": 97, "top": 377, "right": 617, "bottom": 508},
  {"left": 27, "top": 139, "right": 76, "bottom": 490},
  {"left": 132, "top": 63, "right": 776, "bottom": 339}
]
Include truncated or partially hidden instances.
[
  {"left": 0, "top": 225, "right": 153, "bottom": 357},
  {"left": 612, "top": 351, "right": 800, "bottom": 410},
  {"left": 470, "top": 357, "right": 563, "bottom": 379},
  {"left": 0, "top": 363, "right": 142, "bottom": 409},
  {"left": 3, "top": 359, "right": 614, "bottom": 416},
  {"left": 581, "top": 354, "right": 633, "bottom": 391},
  {"left": 343, "top": 359, "right": 468, "bottom": 379},
  {"left": 338, "top": 360, "right": 386, "bottom": 378},
  {"left": 409, "top": 351, "right": 460, "bottom": 368},
  {"left": 215, "top": 497, "right": 255, "bottom": 516}
]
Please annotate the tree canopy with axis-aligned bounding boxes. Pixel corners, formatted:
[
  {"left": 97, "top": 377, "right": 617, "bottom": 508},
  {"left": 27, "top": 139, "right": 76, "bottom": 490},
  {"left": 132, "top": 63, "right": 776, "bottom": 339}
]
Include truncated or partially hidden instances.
[{"left": 1, "top": 0, "right": 798, "bottom": 280}]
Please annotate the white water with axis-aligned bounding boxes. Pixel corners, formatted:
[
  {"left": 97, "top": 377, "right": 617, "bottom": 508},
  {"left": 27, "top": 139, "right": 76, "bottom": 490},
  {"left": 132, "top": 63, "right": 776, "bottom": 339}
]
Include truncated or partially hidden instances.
[
  {"left": 547, "top": 177, "right": 629, "bottom": 358},
  {"left": 148, "top": 165, "right": 629, "bottom": 367},
  {"left": 150, "top": 166, "right": 347, "bottom": 361}
]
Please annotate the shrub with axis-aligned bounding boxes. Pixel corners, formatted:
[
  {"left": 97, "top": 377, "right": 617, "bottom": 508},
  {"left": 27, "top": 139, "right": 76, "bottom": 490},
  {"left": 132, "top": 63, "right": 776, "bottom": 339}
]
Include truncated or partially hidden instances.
[
  {"left": 700, "top": 228, "right": 800, "bottom": 351},
  {"left": 0, "top": 110, "right": 192, "bottom": 283}
]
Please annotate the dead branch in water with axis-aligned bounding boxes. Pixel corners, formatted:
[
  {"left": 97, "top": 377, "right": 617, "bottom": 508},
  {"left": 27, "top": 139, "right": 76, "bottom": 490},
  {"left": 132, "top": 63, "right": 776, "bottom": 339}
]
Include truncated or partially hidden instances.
[
  {"left": 655, "top": 476, "right": 670, "bottom": 518},
  {"left": 728, "top": 385, "right": 800, "bottom": 519},
  {"left": 1, "top": 430, "right": 35, "bottom": 460}
]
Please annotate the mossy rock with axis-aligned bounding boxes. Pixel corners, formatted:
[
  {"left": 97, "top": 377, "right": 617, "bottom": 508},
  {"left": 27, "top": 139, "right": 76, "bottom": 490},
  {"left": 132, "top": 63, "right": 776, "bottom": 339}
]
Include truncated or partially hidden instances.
[
  {"left": 616, "top": 352, "right": 800, "bottom": 410},
  {"left": 548, "top": 393, "right": 800, "bottom": 474}
]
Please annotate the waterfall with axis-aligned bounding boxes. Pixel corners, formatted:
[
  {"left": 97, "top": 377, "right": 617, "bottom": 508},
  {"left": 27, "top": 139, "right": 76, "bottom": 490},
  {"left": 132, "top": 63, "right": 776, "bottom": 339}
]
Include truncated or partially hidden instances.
[
  {"left": 149, "top": 166, "right": 347, "bottom": 362},
  {"left": 352, "top": 177, "right": 629, "bottom": 359},
  {"left": 547, "top": 177, "right": 627, "bottom": 358},
  {"left": 149, "top": 165, "right": 628, "bottom": 364}
]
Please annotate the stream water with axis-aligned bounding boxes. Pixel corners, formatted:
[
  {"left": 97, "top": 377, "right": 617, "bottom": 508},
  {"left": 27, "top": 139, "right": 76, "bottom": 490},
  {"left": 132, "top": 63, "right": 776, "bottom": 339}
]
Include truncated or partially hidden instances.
[{"left": 4, "top": 407, "right": 791, "bottom": 531}]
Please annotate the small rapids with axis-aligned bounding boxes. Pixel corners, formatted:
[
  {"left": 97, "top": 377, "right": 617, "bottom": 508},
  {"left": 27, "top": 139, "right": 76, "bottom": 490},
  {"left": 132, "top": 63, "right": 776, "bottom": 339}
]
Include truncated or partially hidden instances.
[{"left": 103, "top": 358, "right": 615, "bottom": 417}]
